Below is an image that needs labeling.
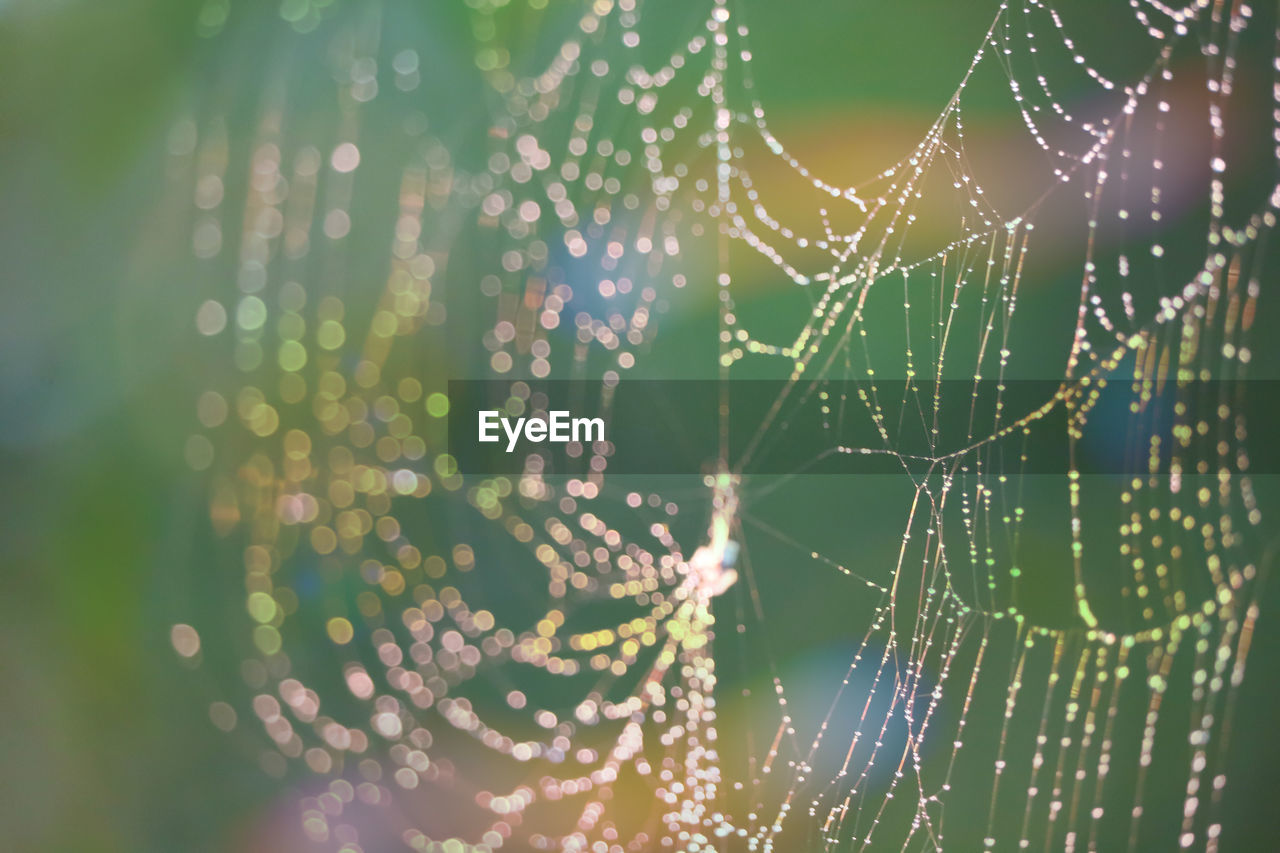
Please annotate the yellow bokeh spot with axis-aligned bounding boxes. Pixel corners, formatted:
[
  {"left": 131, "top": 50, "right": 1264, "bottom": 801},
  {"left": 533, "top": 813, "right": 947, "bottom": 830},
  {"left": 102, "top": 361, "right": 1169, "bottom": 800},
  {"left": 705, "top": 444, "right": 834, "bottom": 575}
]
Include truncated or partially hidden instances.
[
  {"left": 327, "top": 617, "right": 354, "bottom": 645},
  {"left": 398, "top": 377, "right": 422, "bottom": 402},
  {"left": 278, "top": 340, "right": 307, "bottom": 372},
  {"left": 434, "top": 454, "right": 457, "bottom": 478},
  {"left": 247, "top": 591, "right": 277, "bottom": 624},
  {"left": 317, "top": 319, "right": 346, "bottom": 350},
  {"left": 311, "top": 526, "right": 337, "bottom": 555},
  {"left": 424, "top": 555, "right": 447, "bottom": 579},
  {"left": 426, "top": 392, "right": 450, "bottom": 418},
  {"left": 253, "top": 625, "right": 282, "bottom": 655}
]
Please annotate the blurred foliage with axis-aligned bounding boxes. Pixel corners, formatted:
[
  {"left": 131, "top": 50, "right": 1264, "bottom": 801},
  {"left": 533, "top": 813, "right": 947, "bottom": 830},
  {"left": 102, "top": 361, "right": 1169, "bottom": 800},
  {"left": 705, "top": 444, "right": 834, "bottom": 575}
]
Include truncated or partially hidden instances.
[{"left": 3, "top": 1, "right": 1280, "bottom": 851}]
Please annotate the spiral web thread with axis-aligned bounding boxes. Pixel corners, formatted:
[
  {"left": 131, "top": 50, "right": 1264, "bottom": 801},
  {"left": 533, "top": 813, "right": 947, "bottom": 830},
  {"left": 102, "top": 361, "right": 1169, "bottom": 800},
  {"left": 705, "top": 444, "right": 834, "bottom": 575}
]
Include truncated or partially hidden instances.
[{"left": 169, "top": 0, "right": 1276, "bottom": 850}]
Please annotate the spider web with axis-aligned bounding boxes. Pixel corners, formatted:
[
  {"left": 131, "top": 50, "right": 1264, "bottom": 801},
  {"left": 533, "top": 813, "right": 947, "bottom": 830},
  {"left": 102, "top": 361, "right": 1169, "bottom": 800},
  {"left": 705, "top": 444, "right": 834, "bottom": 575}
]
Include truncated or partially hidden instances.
[{"left": 169, "top": 0, "right": 1277, "bottom": 851}]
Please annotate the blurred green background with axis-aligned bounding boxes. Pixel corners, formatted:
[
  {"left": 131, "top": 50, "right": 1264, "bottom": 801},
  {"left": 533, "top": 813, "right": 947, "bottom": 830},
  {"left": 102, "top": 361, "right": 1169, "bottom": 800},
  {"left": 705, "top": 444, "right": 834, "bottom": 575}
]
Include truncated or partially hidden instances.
[{"left": 4, "top": 1, "right": 1280, "bottom": 850}]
